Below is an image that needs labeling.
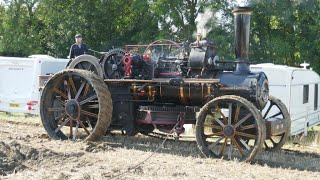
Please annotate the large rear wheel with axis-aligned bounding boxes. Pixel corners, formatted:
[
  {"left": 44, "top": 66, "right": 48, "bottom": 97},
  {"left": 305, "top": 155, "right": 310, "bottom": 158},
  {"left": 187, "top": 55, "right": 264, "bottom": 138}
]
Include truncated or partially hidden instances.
[
  {"left": 196, "top": 95, "right": 266, "bottom": 162},
  {"left": 40, "top": 69, "right": 112, "bottom": 141}
]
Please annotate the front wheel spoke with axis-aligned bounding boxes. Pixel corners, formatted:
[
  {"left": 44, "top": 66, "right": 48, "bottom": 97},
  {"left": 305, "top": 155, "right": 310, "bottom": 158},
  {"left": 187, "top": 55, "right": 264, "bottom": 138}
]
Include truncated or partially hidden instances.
[
  {"left": 54, "top": 118, "right": 70, "bottom": 133},
  {"left": 219, "top": 138, "right": 228, "bottom": 156},
  {"left": 81, "top": 110, "right": 98, "bottom": 118},
  {"left": 213, "top": 117, "right": 225, "bottom": 128},
  {"left": 215, "top": 105, "right": 228, "bottom": 122},
  {"left": 263, "top": 103, "right": 273, "bottom": 119},
  {"left": 205, "top": 131, "right": 224, "bottom": 137},
  {"left": 75, "top": 81, "right": 86, "bottom": 100},
  {"left": 269, "top": 137, "right": 277, "bottom": 146},
  {"left": 228, "top": 103, "right": 232, "bottom": 125},
  {"left": 203, "top": 124, "right": 223, "bottom": 130},
  {"left": 73, "top": 121, "right": 79, "bottom": 141},
  {"left": 80, "top": 95, "right": 97, "bottom": 105},
  {"left": 234, "top": 104, "right": 241, "bottom": 123},
  {"left": 79, "top": 121, "right": 90, "bottom": 135},
  {"left": 77, "top": 62, "right": 85, "bottom": 70},
  {"left": 239, "top": 138, "right": 251, "bottom": 150},
  {"left": 234, "top": 113, "right": 252, "bottom": 128},
  {"left": 269, "top": 112, "right": 282, "bottom": 118},
  {"left": 228, "top": 141, "right": 233, "bottom": 159},
  {"left": 53, "top": 88, "right": 68, "bottom": 100},
  {"left": 47, "top": 107, "right": 64, "bottom": 112},
  {"left": 87, "top": 64, "right": 93, "bottom": 71},
  {"left": 232, "top": 137, "right": 245, "bottom": 156},
  {"left": 208, "top": 136, "right": 224, "bottom": 150},
  {"left": 238, "top": 124, "right": 256, "bottom": 131},
  {"left": 236, "top": 131, "right": 256, "bottom": 139}
]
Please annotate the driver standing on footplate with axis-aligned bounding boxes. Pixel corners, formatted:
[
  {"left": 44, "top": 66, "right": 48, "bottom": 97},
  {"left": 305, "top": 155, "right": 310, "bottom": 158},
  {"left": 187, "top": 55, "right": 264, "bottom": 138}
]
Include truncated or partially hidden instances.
[{"left": 67, "top": 34, "right": 89, "bottom": 66}]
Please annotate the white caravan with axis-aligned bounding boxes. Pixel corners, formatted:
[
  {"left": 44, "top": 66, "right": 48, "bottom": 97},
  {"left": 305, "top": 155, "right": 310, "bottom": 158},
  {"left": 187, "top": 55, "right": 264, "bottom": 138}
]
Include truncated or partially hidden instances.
[
  {"left": 251, "top": 63, "right": 320, "bottom": 135},
  {"left": 0, "top": 55, "right": 68, "bottom": 115}
]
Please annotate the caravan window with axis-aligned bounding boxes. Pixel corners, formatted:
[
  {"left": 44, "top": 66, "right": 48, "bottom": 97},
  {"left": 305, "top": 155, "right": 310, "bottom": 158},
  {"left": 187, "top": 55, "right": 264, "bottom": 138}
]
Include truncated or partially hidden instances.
[
  {"left": 303, "top": 85, "right": 309, "bottom": 104},
  {"left": 315, "top": 84, "right": 318, "bottom": 110}
]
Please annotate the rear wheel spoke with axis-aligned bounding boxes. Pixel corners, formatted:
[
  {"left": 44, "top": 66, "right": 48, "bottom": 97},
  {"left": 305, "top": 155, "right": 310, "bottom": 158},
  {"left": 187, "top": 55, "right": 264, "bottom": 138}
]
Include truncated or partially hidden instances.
[
  {"left": 55, "top": 113, "right": 66, "bottom": 121},
  {"left": 54, "top": 118, "right": 70, "bottom": 133},
  {"left": 79, "top": 121, "right": 90, "bottom": 135},
  {"left": 47, "top": 107, "right": 64, "bottom": 112},
  {"left": 73, "top": 121, "right": 79, "bottom": 141},
  {"left": 68, "top": 77, "right": 77, "bottom": 95},
  {"left": 75, "top": 81, "right": 86, "bottom": 100},
  {"left": 81, "top": 110, "right": 98, "bottom": 118},
  {"left": 53, "top": 88, "right": 68, "bottom": 100},
  {"left": 80, "top": 95, "right": 97, "bottom": 105}
]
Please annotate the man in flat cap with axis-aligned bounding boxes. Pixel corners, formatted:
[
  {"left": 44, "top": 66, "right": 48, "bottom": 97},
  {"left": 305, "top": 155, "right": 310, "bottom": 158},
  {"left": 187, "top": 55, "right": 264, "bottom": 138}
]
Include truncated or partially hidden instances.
[{"left": 68, "top": 34, "right": 89, "bottom": 59}]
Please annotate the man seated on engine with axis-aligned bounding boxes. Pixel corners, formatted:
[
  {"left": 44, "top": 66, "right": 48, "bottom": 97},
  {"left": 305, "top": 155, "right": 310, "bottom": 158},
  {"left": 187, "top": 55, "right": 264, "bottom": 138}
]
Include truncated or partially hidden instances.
[{"left": 67, "top": 34, "right": 89, "bottom": 66}]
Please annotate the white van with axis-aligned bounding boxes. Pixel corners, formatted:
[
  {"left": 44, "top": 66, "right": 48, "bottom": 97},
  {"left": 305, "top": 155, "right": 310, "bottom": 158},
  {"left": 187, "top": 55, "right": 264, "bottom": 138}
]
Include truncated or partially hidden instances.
[
  {"left": 0, "top": 55, "right": 68, "bottom": 115},
  {"left": 251, "top": 63, "right": 320, "bottom": 135}
]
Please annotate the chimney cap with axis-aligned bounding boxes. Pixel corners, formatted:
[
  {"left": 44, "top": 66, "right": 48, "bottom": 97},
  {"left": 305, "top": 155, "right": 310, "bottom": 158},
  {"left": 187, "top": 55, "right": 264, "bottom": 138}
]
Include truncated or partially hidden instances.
[{"left": 233, "top": 6, "right": 253, "bottom": 14}]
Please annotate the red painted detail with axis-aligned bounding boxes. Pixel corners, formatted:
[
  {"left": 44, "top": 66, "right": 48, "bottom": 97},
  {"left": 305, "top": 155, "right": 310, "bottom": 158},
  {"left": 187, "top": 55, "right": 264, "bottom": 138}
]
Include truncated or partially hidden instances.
[
  {"left": 27, "top": 101, "right": 38, "bottom": 106},
  {"left": 140, "top": 90, "right": 145, "bottom": 97},
  {"left": 122, "top": 54, "right": 132, "bottom": 77},
  {"left": 28, "top": 106, "right": 32, "bottom": 110}
]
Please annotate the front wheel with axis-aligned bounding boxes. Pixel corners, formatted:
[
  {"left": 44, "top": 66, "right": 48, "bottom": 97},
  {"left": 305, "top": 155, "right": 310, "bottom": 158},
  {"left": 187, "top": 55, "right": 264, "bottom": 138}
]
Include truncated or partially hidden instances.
[
  {"left": 196, "top": 95, "right": 266, "bottom": 162},
  {"left": 40, "top": 69, "right": 112, "bottom": 141},
  {"left": 262, "top": 96, "right": 291, "bottom": 150}
]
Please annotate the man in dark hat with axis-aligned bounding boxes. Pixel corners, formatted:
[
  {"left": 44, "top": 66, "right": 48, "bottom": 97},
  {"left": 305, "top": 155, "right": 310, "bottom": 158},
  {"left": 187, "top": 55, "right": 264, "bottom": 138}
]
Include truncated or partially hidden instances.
[{"left": 68, "top": 34, "right": 89, "bottom": 59}]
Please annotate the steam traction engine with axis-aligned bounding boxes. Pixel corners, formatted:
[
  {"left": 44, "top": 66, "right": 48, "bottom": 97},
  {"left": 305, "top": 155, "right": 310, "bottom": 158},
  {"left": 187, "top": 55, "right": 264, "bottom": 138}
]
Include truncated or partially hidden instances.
[{"left": 40, "top": 7, "right": 291, "bottom": 161}]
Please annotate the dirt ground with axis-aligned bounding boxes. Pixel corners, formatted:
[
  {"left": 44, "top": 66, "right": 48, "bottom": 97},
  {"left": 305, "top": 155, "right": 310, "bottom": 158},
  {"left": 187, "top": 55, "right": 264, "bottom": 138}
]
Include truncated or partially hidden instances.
[{"left": 0, "top": 119, "right": 320, "bottom": 180}]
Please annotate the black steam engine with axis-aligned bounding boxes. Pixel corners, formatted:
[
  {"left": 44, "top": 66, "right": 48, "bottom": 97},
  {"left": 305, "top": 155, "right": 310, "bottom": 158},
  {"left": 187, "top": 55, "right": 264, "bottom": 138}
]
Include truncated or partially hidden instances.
[{"left": 40, "top": 7, "right": 291, "bottom": 161}]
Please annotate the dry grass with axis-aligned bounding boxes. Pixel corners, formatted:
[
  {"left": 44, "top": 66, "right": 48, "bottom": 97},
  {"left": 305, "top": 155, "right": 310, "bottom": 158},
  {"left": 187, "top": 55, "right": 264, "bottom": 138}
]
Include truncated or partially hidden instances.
[{"left": 0, "top": 112, "right": 41, "bottom": 125}]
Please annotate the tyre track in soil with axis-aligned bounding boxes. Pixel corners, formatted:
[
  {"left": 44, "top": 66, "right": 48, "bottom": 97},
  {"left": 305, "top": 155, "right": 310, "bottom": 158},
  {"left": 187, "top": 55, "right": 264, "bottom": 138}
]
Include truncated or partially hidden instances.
[{"left": 0, "top": 120, "right": 320, "bottom": 180}]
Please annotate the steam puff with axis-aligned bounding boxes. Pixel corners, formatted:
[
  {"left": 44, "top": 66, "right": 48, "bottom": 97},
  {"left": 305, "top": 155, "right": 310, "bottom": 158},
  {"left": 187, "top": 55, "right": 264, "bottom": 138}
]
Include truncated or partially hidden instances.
[{"left": 196, "top": 8, "right": 214, "bottom": 38}]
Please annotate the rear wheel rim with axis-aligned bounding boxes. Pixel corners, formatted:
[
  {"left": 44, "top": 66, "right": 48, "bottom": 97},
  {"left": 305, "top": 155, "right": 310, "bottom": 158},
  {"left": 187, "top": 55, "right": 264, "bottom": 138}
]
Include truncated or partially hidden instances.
[{"left": 40, "top": 69, "right": 112, "bottom": 141}]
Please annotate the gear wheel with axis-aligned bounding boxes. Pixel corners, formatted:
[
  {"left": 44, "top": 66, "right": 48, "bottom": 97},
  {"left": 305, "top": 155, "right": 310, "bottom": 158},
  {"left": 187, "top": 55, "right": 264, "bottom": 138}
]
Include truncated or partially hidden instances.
[{"left": 101, "top": 48, "right": 126, "bottom": 79}]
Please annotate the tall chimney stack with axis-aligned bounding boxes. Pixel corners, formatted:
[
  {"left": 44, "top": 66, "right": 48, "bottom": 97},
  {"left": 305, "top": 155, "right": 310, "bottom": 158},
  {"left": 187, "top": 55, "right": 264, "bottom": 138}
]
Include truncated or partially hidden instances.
[{"left": 233, "top": 6, "right": 253, "bottom": 74}]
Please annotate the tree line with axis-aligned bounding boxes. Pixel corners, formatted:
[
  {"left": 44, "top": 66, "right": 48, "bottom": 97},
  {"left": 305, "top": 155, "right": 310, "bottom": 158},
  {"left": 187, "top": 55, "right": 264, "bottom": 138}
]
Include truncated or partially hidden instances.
[{"left": 0, "top": 0, "right": 319, "bottom": 73}]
